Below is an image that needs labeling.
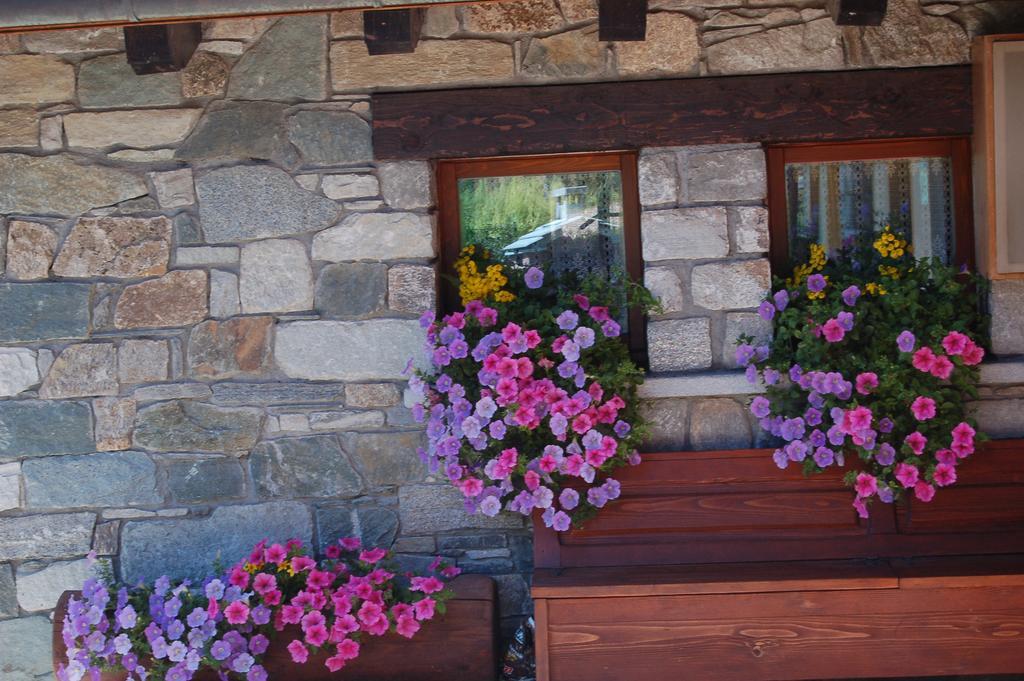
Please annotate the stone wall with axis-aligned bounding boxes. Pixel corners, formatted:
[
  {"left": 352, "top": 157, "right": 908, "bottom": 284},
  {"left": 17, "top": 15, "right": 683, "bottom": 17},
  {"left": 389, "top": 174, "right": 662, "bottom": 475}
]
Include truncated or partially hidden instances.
[{"left": 3, "top": 2, "right": 1024, "bottom": 676}]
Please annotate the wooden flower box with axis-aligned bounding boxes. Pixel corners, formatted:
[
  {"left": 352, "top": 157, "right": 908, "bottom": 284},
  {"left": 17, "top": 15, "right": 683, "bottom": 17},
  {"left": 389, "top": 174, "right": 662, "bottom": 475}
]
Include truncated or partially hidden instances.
[
  {"left": 52, "top": 575, "right": 497, "bottom": 681},
  {"left": 532, "top": 439, "right": 1024, "bottom": 681}
]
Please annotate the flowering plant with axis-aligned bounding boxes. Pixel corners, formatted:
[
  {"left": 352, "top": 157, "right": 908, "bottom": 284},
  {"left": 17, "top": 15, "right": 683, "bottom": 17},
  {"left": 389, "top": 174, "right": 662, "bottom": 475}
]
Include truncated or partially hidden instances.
[
  {"left": 59, "top": 538, "right": 457, "bottom": 681},
  {"left": 739, "top": 229, "right": 988, "bottom": 516},
  {"left": 409, "top": 246, "right": 656, "bottom": 531}
]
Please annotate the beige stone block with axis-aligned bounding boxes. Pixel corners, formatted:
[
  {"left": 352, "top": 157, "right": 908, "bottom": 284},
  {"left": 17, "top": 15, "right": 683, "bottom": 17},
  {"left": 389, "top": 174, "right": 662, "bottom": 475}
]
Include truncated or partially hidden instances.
[
  {"left": 6, "top": 220, "right": 57, "bottom": 281},
  {"left": 522, "top": 26, "right": 605, "bottom": 79},
  {"left": 462, "top": 0, "right": 563, "bottom": 33},
  {"left": 616, "top": 13, "right": 700, "bottom": 76},
  {"left": 707, "top": 17, "right": 843, "bottom": 74},
  {"left": 52, "top": 216, "right": 171, "bottom": 280},
  {"left": 331, "top": 40, "right": 513, "bottom": 90},
  {"left": 0, "top": 110, "right": 37, "bottom": 148},
  {"left": 0, "top": 55, "right": 75, "bottom": 105},
  {"left": 114, "top": 270, "right": 209, "bottom": 329},
  {"left": 64, "top": 109, "right": 202, "bottom": 149}
]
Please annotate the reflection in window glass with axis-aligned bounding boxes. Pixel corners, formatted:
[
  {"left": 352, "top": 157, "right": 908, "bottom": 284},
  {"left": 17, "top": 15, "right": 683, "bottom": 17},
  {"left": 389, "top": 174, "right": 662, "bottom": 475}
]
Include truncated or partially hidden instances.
[
  {"left": 458, "top": 171, "right": 627, "bottom": 282},
  {"left": 784, "top": 157, "right": 955, "bottom": 263}
]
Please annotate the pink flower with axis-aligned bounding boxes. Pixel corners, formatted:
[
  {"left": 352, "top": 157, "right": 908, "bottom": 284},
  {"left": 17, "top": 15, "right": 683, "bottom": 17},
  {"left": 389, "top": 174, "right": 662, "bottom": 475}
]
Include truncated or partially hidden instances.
[
  {"left": 339, "top": 537, "right": 361, "bottom": 551},
  {"left": 952, "top": 440, "right": 974, "bottom": 459},
  {"left": 524, "top": 330, "right": 542, "bottom": 348},
  {"left": 572, "top": 413, "right": 594, "bottom": 434},
  {"left": 325, "top": 655, "right": 347, "bottom": 673},
  {"left": 206, "top": 597, "right": 219, "bottom": 619},
  {"left": 224, "top": 601, "right": 250, "bottom": 625},
  {"left": 263, "top": 589, "right": 282, "bottom": 606},
  {"left": 589, "top": 306, "right": 611, "bottom": 322},
  {"left": 287, "top": 640, "right": 309, "bottom": 664},
  {"left": 912, "top": 347, "right": 937, "bottom": 373},
  {"left": 841, "top": 406, "right": 873, "bottom": 435},
  {"left": 854, "top": 473, "right": 878, "bottom": 498},
  {"left": 524, "top": 470, "right": 540, "bottom": 491},
  {"left": 307, "top": 569, "right": 333, "bottom": 591},
  {"left": 904, "top": 431, "right": 927, "bottom": 455},
  {"left": 952, "top": 421, "right": 976, "bottom": 445},
  {"left": 410, "top": 576, "right": 445, "bottom": 594},
  {"left": 853, "top": 497, "right": 869, "bottom": 519},
  {"left": 894, "top": 463, "right": 920, "bottom": 489},
  {"left": 229, "top": 567, "right": 250, "bottom": 589},
  {"left": 264, "top": 544, "right": 287, "bottom": 565},
  {"left": 305, "top": 625, "right": 329, "bottom": 647},
  {"left": 573, "top": 294, "right": 590, "bottom": 310},
  {"left": 961, "top": 342, "right": 984, "bottom": 365},
  {"left": 935, "top": 449, "right": 957, "bottom": 465},
  {"left": 933, "top": 463, "right": 957, "bottom": 487},
  {"left": 914, "top": 481, "right": 936, "bottom": 502},
  {"left": 358, "top": 601, "right": 383, "bottom": 626},
  {"left": 396, "top": 616, "right": 421, "bottom": 639},
  {"left": 413, "top": 598, "right": 436, "bottom": 621},
  {"left": 942, "top": 331, "right": 970, "bottom": 356},
  {"left": 291, "top": 556, "right": 315, "bottom": 573},
  {"left": 281, "top": 604, "right": 304, "bottom": 625},
  {"left": 855, "top": 372, "right": 878, "bottom": 395},
  {"left": 302, "top": 610, "right": 326, "bottom": 632},
  {"left": 459, "top": 477, "right": 484, "bottom": 498},
  {"left": 821, "top": 319, "right": 845, "bottom": 343},
  {"left": 930, "top": 355, "right": 954, "bottom": 380},
  {"left": 910, "top": 396, "right": 936, "bottom": 421},
  {"left": 253, "top": 573, "right": 277, "bottom": 595},
  {"left": 336, "top": 638, "right": 360, "bottom": 660}
]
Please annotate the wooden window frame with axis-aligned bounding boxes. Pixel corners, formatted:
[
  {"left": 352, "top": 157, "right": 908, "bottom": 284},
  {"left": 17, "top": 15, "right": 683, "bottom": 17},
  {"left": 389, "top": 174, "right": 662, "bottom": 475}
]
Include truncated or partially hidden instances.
[
  {"left": 766, "top": 137, "right": 975, "bottom": 272},
  {"left": 436, "top": 151, "right": 647, "bottom": 361}
]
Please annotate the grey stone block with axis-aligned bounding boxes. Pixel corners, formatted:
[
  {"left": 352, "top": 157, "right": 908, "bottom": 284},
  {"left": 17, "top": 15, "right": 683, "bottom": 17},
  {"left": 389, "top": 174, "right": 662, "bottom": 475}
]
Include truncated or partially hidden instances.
[
  {"left": 121, "top": 501, "right": 311, "bottom": 582},
  {"left": 175, "top": 101, "right": 299, "bottom": 166},
  {"left": 78, "top": 54, "right": 182, "bottom": 108},
  {"left": 0, "top": 563, "right": 15, "bottom": 618},
  {"left": 196, "top": 165, "right": 341, "bottom": 243},
  {"left": 274, "top": 320, "right": 426, "bottom": 381},
  {"left": 399, "top": 485, "right": 523, "bottom": 535},
  {"left": 0, "top": 616, "right": 52, "bottom": 679},
  {"left": 640, "top": 398, "right": 689, "bottom": 452},
  {"left": 133, "top": 401, "right": 262, "bottom": 454},
  {"left": 251, "top": 435, "right": 363, "bottom": 499},
  {"left": 315, "top": 262, "right": 387, "bottom": 318},
  {"left": 0, "top": 513, "right": 95, "bottom": 561},
  {"left": 0, "top": 154, "right": 146, "bottom": 216},
  {"left": 210, "top": 382, "right": 346, "bottom": 406},
  {"left": 345, "top": 431, "right": 427, "bottom": 487},
  {"left": 317, "top": 504, "right": 399, "bottom": 551},
  {"left": 689, "top": 398, "right": 753, "bottom": 450},
  {"left": 685, "top": 147, "right": 766, "bottom": 202},
  {"left": 0, "top": 283, "right": 91, "bottom": 343},
  {"left": 227, "top": 15, "right": 327, "bottom": 101},
  {"left": 15, "top": 558, "right": 92, "bottom": 612},
  {"left": 648, "top": 318, "right": 713, "bottom": 373},
  {"left": 641, "top": 207, "right": 729, "bottom": 261},
  {"left": 23, "top": 451, "right": 159, "bottom": 509},
  {"left": 0, "top": 401, "right": 94, "bottom": 462},
  {"left": 287, "top": 110, "right": 372, "bottom": 166},
  {"left": 990, "top": 280, "right": 1024, "bottom": 356},
  {"left": 166, "top": 458, "right": 245, "bottom": 504}
]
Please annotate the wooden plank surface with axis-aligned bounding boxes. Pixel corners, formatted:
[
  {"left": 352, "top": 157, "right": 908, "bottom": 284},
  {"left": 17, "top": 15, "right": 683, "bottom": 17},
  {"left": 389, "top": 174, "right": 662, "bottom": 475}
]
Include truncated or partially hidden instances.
[
  {"left": 544, "top": 586, "right": 1024, "bottom": 681},
  {"left": 372, "top": 65, "right": 972, "bottom": 160}
]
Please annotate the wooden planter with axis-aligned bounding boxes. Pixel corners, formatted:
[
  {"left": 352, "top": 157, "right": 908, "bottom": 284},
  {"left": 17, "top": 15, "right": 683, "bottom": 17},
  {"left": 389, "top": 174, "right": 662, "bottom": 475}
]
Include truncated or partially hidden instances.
[
  {"left": 52, "top": 575, "right": 497, "bottom": 681},
  {"left": 531, "top": 439, "right": 1024, "bottom": 681}
]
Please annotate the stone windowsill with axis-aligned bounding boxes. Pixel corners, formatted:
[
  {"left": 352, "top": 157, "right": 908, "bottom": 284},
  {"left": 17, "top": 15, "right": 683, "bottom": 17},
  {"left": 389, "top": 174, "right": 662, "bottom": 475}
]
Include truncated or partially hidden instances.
[{"left": 639, "top": 358, "right": 1024, "bottom": 401}]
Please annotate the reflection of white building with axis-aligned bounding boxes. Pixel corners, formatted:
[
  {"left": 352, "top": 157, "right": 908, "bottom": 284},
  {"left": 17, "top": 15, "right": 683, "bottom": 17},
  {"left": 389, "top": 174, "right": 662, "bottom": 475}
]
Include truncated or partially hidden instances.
[{"left": 502, "top": 186, "right": 624, "bottom": 278}]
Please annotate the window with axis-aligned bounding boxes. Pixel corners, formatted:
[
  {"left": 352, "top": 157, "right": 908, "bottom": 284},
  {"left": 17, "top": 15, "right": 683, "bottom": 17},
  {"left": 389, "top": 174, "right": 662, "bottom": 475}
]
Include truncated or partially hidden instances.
[
  {"left": 436, "top": 152, "right": 645, "bottom": 358},
  {"left": 766, "top": 138, "right": 974, "bottom": 270}
]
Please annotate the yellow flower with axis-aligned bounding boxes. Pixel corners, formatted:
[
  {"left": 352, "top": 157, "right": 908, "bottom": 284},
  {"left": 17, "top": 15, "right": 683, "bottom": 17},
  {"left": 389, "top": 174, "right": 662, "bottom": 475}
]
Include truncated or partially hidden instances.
[
  {"left": 878, "top": 264, "right": 900, "bottom": 279},
  {"left": 809, "top": 243, "right": 827, "bottom": 270},
  {"left": 865, "top": 282, "right": 887, "bottom": 296},
  {"left": 243, "top": 561, "right": 264, "bottom": 574}
]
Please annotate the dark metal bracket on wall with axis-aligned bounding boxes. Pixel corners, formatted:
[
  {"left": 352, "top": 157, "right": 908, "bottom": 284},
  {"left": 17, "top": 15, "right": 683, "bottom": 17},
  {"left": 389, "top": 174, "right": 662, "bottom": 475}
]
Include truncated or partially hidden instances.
[
  {"left": 370, "top": 65, "right": 972, "bottom": 161},
  {"left": 363, "top": 8, "right": 424, "bottom": 55},
  {"left": 123, "top": 22, "right": 201, "bottom": 74},
  {"left": 598, "top": 0, "right": 647, "bottom": 41}
]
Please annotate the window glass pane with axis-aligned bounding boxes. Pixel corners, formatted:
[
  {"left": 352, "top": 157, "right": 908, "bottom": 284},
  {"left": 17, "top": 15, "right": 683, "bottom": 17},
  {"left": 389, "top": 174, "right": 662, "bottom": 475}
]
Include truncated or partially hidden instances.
[
  {"left": 784, "top": 156, "right": 955, "bottom": 263},
  {"left": 457, "top": 171, "right": 627, "bottom": 282}
]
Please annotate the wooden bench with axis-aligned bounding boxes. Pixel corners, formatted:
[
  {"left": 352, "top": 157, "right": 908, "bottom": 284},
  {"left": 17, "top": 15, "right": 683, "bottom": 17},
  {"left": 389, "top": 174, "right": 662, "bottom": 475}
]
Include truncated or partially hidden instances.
[{"left": 532, "top": 440, "right": 1024, "bottom": 681}]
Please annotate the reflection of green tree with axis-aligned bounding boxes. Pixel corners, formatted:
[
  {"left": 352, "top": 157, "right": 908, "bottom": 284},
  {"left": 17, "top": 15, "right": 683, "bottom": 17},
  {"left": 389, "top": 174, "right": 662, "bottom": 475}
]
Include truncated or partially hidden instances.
[{"left": 458, "top": 173, "right": 622, "bottom": 255}]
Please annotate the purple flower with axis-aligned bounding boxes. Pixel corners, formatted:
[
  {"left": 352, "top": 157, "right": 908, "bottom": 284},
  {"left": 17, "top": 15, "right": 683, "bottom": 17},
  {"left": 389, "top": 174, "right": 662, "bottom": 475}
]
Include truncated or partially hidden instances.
[
  {"left": 807, "top": 391, "right": 824, "bottom": 409},
  {"left": 166, "top": 666, "right": 189, "bottom": 681},
  {"left": 113, "top": 634, "right": 132, "bottom": 655},
  {"left": 166, "top": 619, "right": 184, "bottom": 641},
  {"left": 249, "top": 634, "right": 270, "bottom": 656},
  {"left": 878, "top": 486, "right": 895, "bottom": 504},
  {"left": 432, "top": 346, "right": 451, "bottom": 367},
  {"left": 552, "top": 511, "right": 571, "bottom": 532},
  {"left": 842, "top": 285, "right": 861, "bottom": 306},
  {"left": 587, "top": 487, "right": 609, "bottom": 508},
  {"left": 479, "top": 495, "right": 502, "bottom": 517},
  {"left": 251, "top": 605, "right": 271, "bottom": 626},
  {"left": 613, "top": 420, "right": 631, "bottom": 437},
  {"left": 789, "top": 364, "right": 802, "bottom": 383},
  {"left": 897, "top": 330, "right": 916, "bottom": 353},
  {"left": 837, "top": 311, "right": 854, "bottom": 331},
  {"left": 764, "top": 368, "right": 780, "bottom": 385},
  {"left": 582, "top": 429, "right": 603, "bottom": 450},
  {"left": 878, "top": 417, "right": 894, "bottom": 434},
  {"left": 785, "top": 440, "right": 808, "bottom": 462},
  {"left": 875, "top": 443, "right": 896, "bottom": 466},
  {"left": 525, "top": 267, "right": 544, "bottom": 289},
  {"left": 121, "top": 654, "right": 138, "bottom": 672},
  {"left": 556, "top": 310, "right": 579, "bottom": 331},
  {"left": 548, "top": 414, "right": 567, "bottom": 437},
  {"left": 603, "top": 478, "right": 621, "bottom": 500},
  {"left": 827, "top": 425, "right": 846, "bottom": 447},
  {"left": 804, "top": 408, "right": 822, "bottom": 427},
  {"left": 151, "top": 637, "right": 169, "bottom": 660},
  {"left": 185, "top": 608, "right": 207, "bottom": 629},
  {"left": 561, "top": 340, "right": 580, "bottom": 362},
  {"left": 735, "top": 344, "right": 755, "bottom": 367},
  {"left": 211, "top": 640, "right": 232, "bottom": 661},
  {"left": 116, "top": 605, "right": 137, "bottom": 630},
  {"left": 167, "top": 641, "right": 187, "bottom": 663},
  {"left": 807, "top": 274, "right": 827, "bottom": 292},
  {"left": 780, "top": 417, "right": 805, "bottom": 442},
  {"left": 559, "top": 488, "right": 580, "bottom": 511},
  {"left": 758, "top": 301, "right": 775, "bottom": 321},
  {"left": 750, "top": 396, "right": 771, "bottom": 419},
  {"left": 232, "top": 653, "right": 255, "bottom": 674},
  {"left": 772, "top": 449, "right": 789, "bottom": 469},
  {"left": 558, "top": 361, "right": 579, "bottom": 379},
  {"left": 248, "top": 665, "right": 269, "bottom": 681},
  {"left": 475, "top": 396, "right": 497, "bottom": 419},
  {"left": 809, "top": 429, "right": 826, "bottom": 448},
  {"left": 774, "top": 290, "right": 790, "bottom": 312},
  {"left": 419, "top": 309, "right": 435, "bottom": 329},
  {"left": 813, "top": 446, "right": 835, "bottom": 468},
  {"left": 154, "top": 576, "right": 171, "bottom": 597},
  {"left": 574, "top": 326, "right": 596, "bottom": 349},
  {"left": 601, "top": 320, "right": 621, "bottom": 338},
  {"left": 745, "top": 365, "right": 758, "bottom": 383}
]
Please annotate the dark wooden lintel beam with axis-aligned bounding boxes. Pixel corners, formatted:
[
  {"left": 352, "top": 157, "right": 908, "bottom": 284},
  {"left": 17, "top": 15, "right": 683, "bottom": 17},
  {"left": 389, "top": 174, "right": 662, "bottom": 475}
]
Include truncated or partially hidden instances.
[
  {"left": 363, "top": 8, "right": 424, "bottom": 55},
  {"left": 123, "top": 22, "right": 202, "bottom": 75},
  {"left": 827, "top": 0, "right": 889, "bottom": 26},
  {"left": 371, "top": 65, "right": 972, "bottom": 160},
  {"left": 599, "top": 0, "right": 648, "bottom": 41}
]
